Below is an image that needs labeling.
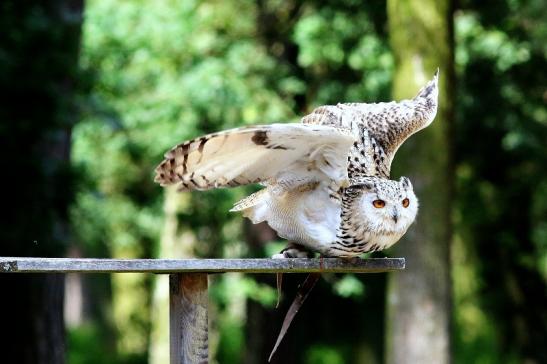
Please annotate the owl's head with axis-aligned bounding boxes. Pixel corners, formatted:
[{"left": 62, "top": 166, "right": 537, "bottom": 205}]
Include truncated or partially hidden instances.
[{"left": 347, "top": 176, "right": 418, "bottom": 235}]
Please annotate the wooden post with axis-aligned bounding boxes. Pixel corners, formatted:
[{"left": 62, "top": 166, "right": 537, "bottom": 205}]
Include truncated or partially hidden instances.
[{"left": 169, "top": 273, "right": 208, "bottom": 364}]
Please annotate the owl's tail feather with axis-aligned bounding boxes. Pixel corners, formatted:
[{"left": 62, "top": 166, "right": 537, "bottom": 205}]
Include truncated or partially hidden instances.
[{"left": 230, "top": 189, "right": 270, "bottom": 223}]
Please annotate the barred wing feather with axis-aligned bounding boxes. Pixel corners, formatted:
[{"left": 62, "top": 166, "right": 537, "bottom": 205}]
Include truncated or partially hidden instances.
[{"left": 154, "top": 123, "right": 355, "bottom": 192}]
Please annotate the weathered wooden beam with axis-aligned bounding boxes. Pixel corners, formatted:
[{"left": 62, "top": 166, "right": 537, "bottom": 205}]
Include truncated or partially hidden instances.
[
  {"left": 0, "top": 257, "right": 405, "bottom": 274},
  {"left": 170, "top": 273, "right": 208, "bottom": 364}
]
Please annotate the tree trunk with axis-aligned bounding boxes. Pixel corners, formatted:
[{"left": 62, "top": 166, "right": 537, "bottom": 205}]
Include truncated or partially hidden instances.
[
  {"left": 385, "top": 1, "right": 454, "bottom": 363},
  {"left": 0, "top": 1, "right": 84, "bottom": 362}
]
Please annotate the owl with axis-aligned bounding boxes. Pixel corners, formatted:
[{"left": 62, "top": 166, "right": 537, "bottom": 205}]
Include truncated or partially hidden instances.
[{"left": 155, "top": 70, "right": 439, "bottom": 258}]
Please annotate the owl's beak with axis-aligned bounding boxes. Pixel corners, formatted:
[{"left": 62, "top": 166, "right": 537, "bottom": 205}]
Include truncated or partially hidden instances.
[{"left": 391, "top": 210, "right": 399, "bottom": 223}]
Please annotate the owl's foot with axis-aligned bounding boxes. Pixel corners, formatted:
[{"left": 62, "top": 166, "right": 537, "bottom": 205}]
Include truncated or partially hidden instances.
[
  {"left": 272, "top": 243, "right": 312, "bottom": 259},
  {"left": 272, "top": 243, "right": 313, "bottom": 307}
]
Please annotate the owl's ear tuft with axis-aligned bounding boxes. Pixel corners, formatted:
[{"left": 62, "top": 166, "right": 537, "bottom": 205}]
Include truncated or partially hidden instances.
[
  {"left": 348, "top": 181, "right": 374, "bottom": 191},
  {"left": 399, "top": 176, "right": 412, "bottom": 190},
  {"left": 363, "top": 182, "right": 374, "bottom": 190},
  {"left": 348, "top": 177, "right": 375, "bottom": 190},
  {"left": 358, "top": 182, "right": 375, "bottom": 190}
]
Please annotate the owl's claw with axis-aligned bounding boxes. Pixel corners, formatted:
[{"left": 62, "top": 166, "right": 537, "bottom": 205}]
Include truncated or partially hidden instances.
[
  {"left": 271, "top": 244, "right": 311, "bottom": 310},
  {"left": 271, "top": 243, "right": 312, "bottom": 259}
]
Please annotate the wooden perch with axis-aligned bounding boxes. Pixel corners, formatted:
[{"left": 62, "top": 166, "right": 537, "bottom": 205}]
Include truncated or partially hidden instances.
[
  {"left": 0, "top": 257, "right": 404, "bottom": 363},
  {"left": 0, "top": 257, "right": 405, "bottom": 274}
]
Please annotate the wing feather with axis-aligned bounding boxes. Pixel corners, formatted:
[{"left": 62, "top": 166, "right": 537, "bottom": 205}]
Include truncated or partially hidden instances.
[
  {"left": 302, "top": 70, "right": 439, "bottom": 177},
  {"left": 342, "top": 69, "right": 439, "bottom": 156},
  {"left": 154, "top": 123, "right": 355, "bottom": 192}
]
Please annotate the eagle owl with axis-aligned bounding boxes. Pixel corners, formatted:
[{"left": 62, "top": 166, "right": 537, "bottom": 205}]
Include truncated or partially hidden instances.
[{"left": 155, "top": 71, "right": 439, "bottom": 258}]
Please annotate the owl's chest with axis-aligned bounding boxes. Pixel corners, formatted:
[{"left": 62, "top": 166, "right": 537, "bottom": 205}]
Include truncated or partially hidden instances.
[
  {"left": 327, "top": 231, "right": 403, "bottom": 257},
  {"left": 363, "top": 231, "right": 403, "bottom": 252},
  {"left": 267, "top": 183, "right": 341, "bottom": 248}
]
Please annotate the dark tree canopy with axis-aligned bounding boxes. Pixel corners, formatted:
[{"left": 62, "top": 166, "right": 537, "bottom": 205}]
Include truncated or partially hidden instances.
[{"left": 0, "top": 1, "right": 85, "bottom": 363}]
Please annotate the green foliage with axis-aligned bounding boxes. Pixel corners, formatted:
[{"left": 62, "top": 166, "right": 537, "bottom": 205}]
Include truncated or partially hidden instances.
[
  {"left": 453, "top": 1, "right": 547, "bottom": 362},
  {"left": 68, "top": 323, "right": 147, "bottom": 364},
  {"left": 305, "top": 344, "right": 347, "bottom": 364},
  {"left": 215, "top": 318, "right": 245, "bottom": 363},
  {"left": 332, "top": 274, "right": 365, "bottom": 299},
  {"left": 211, "top": 274, "right": 277, "bottom": 308},
  {"left": 66, "top": 0, "right": 546, "bottom": 363},
  {"left": 68, "top": 324, "right": 116, "bottom": 364}
]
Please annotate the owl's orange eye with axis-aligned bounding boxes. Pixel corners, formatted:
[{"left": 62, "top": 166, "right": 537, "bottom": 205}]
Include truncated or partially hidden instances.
[
  {"left": 372, "top": 199, "right": 385, "bottom": 208},
  {"left": 402, "top": 198, "right": 410, "bottom": 208}
]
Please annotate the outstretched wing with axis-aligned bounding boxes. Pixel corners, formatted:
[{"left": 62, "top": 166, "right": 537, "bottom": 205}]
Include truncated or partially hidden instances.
[
  {"left": 154, "top": 123, "right": 355, "bottom": 192},
  {"left": 302, "top": 70, "right": 439, "bottom": 178}
]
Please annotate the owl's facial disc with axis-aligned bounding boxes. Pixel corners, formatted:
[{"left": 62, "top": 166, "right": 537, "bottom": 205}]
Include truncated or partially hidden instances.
[{"left": 355, "top": 177, "right": 419, "bottom": 233}]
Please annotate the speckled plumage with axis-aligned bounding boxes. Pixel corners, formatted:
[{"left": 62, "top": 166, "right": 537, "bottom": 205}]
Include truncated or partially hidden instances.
[{"left": 155, "top": 71, "right": 439, "bottom": 257}]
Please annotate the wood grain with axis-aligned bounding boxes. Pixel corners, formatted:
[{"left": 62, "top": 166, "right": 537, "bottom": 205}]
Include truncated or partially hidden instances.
[
  {"left": 170, "top": 273, "right": 208, "bottom": 364},
  {"left": 0, "top": 257, "right": 404, "bottom": 274}
]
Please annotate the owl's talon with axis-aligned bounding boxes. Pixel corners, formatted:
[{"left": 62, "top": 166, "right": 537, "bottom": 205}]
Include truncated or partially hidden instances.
[{"left": 272, "top": 243, "right": 312, "bottom": 259}]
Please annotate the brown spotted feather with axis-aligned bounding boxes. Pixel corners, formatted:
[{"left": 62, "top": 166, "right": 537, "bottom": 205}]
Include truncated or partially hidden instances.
[{"left": 302, "top": 70, "right": 438, "bottom": 179}]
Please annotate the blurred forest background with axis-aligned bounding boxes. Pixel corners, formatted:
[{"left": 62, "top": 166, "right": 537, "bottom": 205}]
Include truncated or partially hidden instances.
[{"left": 1, "top": 0, "right": 546, "bottom": 363}]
